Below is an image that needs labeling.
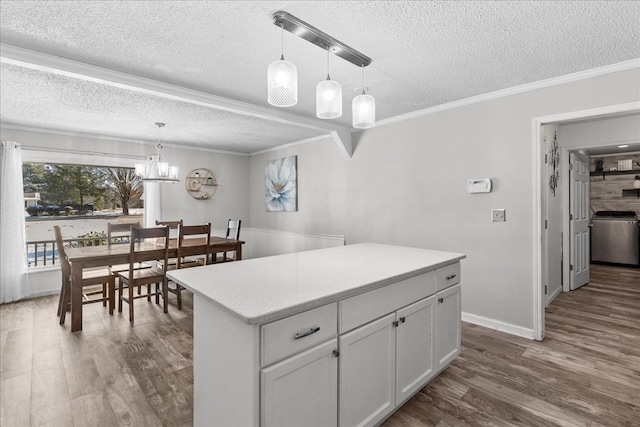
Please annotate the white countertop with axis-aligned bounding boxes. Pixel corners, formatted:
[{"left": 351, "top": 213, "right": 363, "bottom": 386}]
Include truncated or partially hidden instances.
[{"left": 167, "top": 242, "right": 465, "bottom": 325}]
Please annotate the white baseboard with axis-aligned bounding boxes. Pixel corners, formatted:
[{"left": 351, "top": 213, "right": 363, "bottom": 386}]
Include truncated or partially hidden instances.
[{"left": 462, "top": 312, "right": 535, "bottom": 340}]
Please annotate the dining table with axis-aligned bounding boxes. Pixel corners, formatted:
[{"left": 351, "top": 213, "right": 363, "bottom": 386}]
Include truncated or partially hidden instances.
[{"left": 64, "top": 236, "right": 244, "bottom": 332}]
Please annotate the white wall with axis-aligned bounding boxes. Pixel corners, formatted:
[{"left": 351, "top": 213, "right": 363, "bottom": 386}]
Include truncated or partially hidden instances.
[{"left": 248, "top": 67, "right": 640, "bottom": 336}]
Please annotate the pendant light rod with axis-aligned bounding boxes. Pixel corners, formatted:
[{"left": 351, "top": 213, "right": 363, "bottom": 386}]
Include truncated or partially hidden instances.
[{"left": 272, "top": 11, "right": 372, "bottom": 67}]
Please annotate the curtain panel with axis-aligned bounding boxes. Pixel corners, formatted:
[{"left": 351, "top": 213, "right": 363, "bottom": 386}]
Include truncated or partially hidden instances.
[{"left": 0, "top": 141, "right": 29, "bottom": 303}]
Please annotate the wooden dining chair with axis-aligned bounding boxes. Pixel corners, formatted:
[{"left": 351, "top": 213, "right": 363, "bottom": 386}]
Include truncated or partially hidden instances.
[
  {"left": 117, "top": 226, "right": 170, "bottom": 322},
  {"left": 166, "top": 223, "right": 211, "bottom": 310},
  {"left": 106, "top": 221, "right": 151, "bottom": 276},
  {"left": 54, "top": 226, "right": 115, "bottom": 325},
  {"left": 216, "top": 219, "right": 242, "bottom": 263}
]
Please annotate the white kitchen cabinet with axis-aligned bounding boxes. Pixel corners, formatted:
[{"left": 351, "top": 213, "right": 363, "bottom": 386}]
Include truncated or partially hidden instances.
[
  {"left": 339, "top": 313, "right": 397, "bottom": 427},
  {"left": 435, "top": 283, "right": 461, "bottom": 369},
  {"left": 396, "top": 295, "right": 437, "bottom": 403},
  {"left": 261, "top": 339, "right": 338, "bottom": 427}
]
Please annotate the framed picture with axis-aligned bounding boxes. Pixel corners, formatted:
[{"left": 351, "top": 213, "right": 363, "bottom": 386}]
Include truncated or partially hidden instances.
[{"left": 265, "top": 156, "right": 297, "bottom": 212}]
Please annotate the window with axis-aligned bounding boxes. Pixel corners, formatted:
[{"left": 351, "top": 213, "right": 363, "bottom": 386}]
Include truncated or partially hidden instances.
[{"left": 23, "top": 162, "right": 144, "bottom": 267}]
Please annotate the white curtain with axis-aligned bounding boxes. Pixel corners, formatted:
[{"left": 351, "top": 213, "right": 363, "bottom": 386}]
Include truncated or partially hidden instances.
[
  {"left": 0, "top": 141, "right": 29, "bottom": 303},
  {"left": 143, "top": 181, "right": 162, "bottom": 228}
]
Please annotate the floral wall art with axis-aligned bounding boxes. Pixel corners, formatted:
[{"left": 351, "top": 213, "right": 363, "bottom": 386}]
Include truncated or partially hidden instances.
[{"left": 265, "top": 156, "right": 297, "bottom": 212}]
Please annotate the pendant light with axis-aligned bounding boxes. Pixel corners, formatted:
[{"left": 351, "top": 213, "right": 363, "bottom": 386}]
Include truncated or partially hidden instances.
[
  {"left": 352, "top": 64, "right": 375, "bottom": 129},
  {"left": 267, "top": 23, "right": 297, "bottom": 107},
  {"left": 316, "top": 48, "right": 342, "bottom": 119},
  {"left": 135, "top": 123, "right": 179, "bottom": 183}
]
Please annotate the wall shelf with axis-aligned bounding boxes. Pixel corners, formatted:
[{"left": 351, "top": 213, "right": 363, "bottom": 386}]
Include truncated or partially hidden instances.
[
  {"left": 590, "top": 170, "right": 640, "bottom": 180},
  {"left": 185, "top": 168, "right": 221, "bottom": 200}
]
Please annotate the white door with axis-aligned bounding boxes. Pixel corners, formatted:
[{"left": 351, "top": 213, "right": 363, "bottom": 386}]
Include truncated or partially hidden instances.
[
  {"left": 396, "top": 295, "right": 436, "bottom": 403},
  {"left": 435, "top": 284, "right": 461, "bottom": 369},
  {"left": 569, "top": 151, "right": 590, "bottom": 290},
  {"left": 339, "top": 313, "right": 396, "bottom": 427},
  {"left": 261, "top": 339, "right": 338, "bottom": 427}
]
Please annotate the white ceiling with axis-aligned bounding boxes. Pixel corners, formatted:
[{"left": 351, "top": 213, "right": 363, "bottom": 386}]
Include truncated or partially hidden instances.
[{"left": 1, "top": 1, "right": 639, "bottom": 154}]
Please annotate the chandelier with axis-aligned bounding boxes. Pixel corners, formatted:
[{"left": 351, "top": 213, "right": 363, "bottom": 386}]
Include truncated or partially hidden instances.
[{"left": 135, "top": 123, "right": 179, "bottom": 183}]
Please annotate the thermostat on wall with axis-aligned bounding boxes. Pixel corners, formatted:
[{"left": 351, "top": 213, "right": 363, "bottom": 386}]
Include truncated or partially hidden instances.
[{"left": 467, "top": 178, "right": 492, "bottom": 193}]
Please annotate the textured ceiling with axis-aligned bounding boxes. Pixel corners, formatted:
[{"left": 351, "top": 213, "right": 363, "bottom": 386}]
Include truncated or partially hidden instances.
[{"left": 1, "top": 1, "right": 639, "bottom": 154}]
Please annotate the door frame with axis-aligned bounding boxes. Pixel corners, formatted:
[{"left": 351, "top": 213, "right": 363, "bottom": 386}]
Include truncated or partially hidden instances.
[{"left": 532, "top": 101, "right": 639, "bottom": 341}]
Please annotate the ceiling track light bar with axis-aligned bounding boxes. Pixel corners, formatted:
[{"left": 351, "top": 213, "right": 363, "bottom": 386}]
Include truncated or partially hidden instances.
[{"left": 272, "top": 11, "right": 372, "bottom": 67}]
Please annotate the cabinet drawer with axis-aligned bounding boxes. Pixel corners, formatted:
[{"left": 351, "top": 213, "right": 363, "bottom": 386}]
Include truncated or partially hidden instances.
[
  {"left": 261, "top": 303, "right": 337, "bottom": 367},
  {"left": 339, "top": 272, "right": 436, "bottom": 333},
  {"left": 436, "top": 263, "right": 460, "bottom": 291}
]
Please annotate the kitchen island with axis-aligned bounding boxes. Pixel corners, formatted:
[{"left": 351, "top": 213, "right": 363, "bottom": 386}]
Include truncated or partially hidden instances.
[{"left": 167, "top": 242, "right": 465, "bottom": 427}]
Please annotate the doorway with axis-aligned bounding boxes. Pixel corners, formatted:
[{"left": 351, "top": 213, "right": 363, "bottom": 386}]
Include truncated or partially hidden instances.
[{"left": 533, "top": 102, "right": 640, "bottom": 341}]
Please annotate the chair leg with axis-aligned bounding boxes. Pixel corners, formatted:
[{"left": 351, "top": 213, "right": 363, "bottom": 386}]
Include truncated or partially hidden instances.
[
  {"left": 108, "top": 279, "right": 115, "bottom": 315},
  {"left": 147, "top": 284, "right": 151, "bottom": 302},
  {"left": 128, "top": 282, "right": 134, "bottom": 322},
  {"left": 155, "top": 283, "right": 160, "bottom": 304},
  {"left": 57, "top": 282, "right": 65, "bottom": 318},
  {"left": 118, "top": 280, "right": 123, "bottom": 313},
  {"left": 59, "top": 282, "right": 67, "bottom": 325},
  {"left": 102, "top": 283, "right": 107, "bottom": 307},
  {"left": 162, "top": 279, "right": 168, "bottom": 314},
  {"left": 177, "top": 284, "right": 182, "bottom": 311}
]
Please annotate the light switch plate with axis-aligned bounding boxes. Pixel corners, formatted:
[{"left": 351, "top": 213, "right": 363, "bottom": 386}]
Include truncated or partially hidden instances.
[{"left": 492, "top": 209, "right": 506, "bottom": 222}]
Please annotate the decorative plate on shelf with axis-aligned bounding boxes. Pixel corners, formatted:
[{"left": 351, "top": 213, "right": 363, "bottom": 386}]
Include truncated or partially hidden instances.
[{"left": 185, "top": 168, "right": 221, "bottom": 200}]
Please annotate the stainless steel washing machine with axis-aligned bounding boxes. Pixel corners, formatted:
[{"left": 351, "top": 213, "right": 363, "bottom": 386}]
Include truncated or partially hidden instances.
[{"left": 590, "top": 211, "right": 640, "bottom": 266}]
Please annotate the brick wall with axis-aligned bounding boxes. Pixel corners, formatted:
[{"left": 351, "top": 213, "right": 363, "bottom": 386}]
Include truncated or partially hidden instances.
[{"left": 589, "top": 153, "right": 640, "bottom": 217}]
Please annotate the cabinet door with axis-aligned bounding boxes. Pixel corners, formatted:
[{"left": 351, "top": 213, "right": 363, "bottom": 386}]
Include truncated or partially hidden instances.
[
  {"left": 261, "top": 339, "right": 338, "bottom": 427},
  {"left": 339, "top": 313, "right": 396, "bottom": 427},
  {"left": 435, "top": 283, "right": 461, "bottom": 369},
  {"left": 396, "top": 295, "right": 436, "bottom": 403}
]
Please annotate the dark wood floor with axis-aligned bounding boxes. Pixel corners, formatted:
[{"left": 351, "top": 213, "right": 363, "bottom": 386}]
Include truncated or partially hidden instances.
[{"left": 1, "top": 264, "right": 638, "bottom": 426}]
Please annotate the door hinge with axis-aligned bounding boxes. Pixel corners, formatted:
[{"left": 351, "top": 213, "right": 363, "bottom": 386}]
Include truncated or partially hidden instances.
[
  {"left": 545, "top": 154, "right": 548, "bottom": 164},
  {"left": 333, "top": 349, "right": 340, "bottom": 358},
  {"left": 545, "top": 220, "right": 548, "bottom": 229},
  {"left": 569, "top": 164, "right": 574, "bottom": 170},
  {"left": 570, "top": 213, "right": 573, "bottom": 220},
  {"left": 570, "top": 264, "right": 574, "bottom": 271},
  {"left": 544, "top": 285, "right": 548, "bottom": 295}
]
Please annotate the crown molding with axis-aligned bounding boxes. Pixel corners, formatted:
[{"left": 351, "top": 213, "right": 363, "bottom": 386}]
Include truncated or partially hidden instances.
[{"left": 377, "top": 59, "right": 640, "bottom": 128}]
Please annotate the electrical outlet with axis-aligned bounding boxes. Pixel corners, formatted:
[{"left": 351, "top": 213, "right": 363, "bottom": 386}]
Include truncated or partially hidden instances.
[{"left": 492, "top": 209, "right": 506, "bottom": 222}]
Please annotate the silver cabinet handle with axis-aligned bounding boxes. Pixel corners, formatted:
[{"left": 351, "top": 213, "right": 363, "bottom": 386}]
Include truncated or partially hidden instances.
[
  {"left": 294, "top": 326, "right": 320, "bottom": 340},
  {"left": 446, "top": 274, "right": 457, "bottom": 280}
]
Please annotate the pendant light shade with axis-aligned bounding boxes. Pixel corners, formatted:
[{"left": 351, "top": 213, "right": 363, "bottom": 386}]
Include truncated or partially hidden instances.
[
  {"left": 268, "top": 57, "right": 298, "bottom": 107},
  {"left": 352, "top": 92, "right": 375, "bottom": 129},
  {"left": 316, "top": 78, "right": 342, "bottom": 119},
  {"left": 267, "top": 25, "right": 297, "bottom": 107},
  {"left": 316, "top": 49, "right": 342, "bottom": 119},
  {"left": 352, "top": 64, "right": 375, "bottom": 128}
]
